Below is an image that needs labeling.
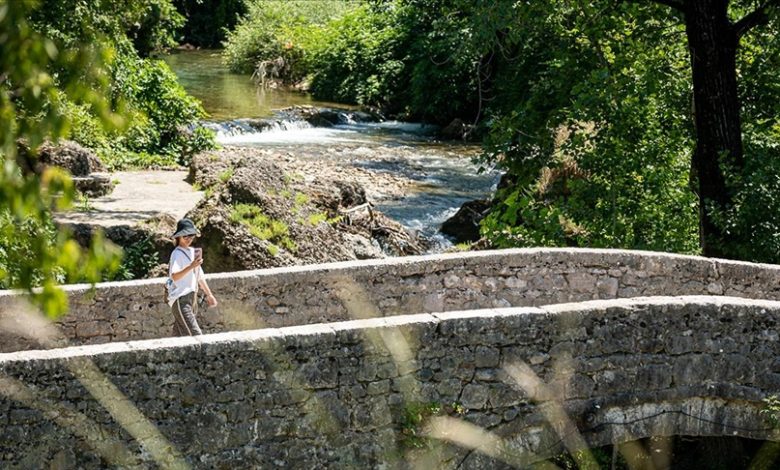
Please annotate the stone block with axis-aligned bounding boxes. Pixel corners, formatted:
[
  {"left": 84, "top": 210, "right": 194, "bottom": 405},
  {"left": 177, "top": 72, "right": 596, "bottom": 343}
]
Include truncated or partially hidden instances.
[
  {"left": 566, "top": 272, "right": 597, "bottom": 293},
  {"left": 366, "top": 380, "right": 390, "bottom": 396},
  {"left": 74, "top": 321, "right": 108, "bottom": 339},
  {"left": 460, "top": 384, "right": 489, "bottom": 410},
  {"left": 475, "top": 346, "right": 500, "bottom": 368},
  {"left": 672, "top": 354, "right": 716, "bottom": 386}
]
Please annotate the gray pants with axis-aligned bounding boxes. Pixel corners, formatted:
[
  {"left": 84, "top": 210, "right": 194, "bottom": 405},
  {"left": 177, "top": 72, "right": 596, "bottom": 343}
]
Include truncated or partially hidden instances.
[{"left": 171, "top": 292, "right": 202, "bottom": 336}]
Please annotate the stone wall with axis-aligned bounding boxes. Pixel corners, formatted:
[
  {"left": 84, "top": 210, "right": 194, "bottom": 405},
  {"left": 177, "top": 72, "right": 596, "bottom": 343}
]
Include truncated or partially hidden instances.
[
  {"left": 3, "top": 248, "right": 780, "bottom": 352},
  {"left": 1, "top": 296, "right": 778, "bottom": 468}
]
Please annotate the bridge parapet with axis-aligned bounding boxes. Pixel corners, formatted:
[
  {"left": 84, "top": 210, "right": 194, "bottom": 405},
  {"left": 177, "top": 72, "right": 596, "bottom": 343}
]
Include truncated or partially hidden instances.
[
  {"left": 0, "top": 295, "right": 778, "bottom": 467},
  {"left": 2, "top": 248, "right": 780, "bottom": 352}
]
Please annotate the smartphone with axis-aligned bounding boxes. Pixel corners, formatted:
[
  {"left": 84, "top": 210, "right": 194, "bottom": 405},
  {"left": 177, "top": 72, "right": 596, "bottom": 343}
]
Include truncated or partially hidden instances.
[{"left": 194, "top": 247, "right": 203, "bottom": 260}]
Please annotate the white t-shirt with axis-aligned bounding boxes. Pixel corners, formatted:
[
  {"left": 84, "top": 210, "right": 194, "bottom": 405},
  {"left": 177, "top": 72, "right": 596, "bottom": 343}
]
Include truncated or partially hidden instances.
[{"left": 167, "top": 247, "right": 204, "bottom": 305}]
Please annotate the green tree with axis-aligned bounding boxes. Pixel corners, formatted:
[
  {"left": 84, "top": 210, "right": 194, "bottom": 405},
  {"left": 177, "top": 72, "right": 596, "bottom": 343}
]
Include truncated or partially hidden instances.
[
  {"left": 0, "top": 0, "right": 121, "bottom": 317},
  {"left": 642, "top": 0, "right": 780, "bottom": 257},
  {"left": 470, "top": 0, "right": 779, "bottom": 261},
  {"left": 173, "top": 0, "right": 246, "bottom": 48},
  {"left": 475, "top": 2, "right": 700, "bottom": 252},
  {"left": 29, "top": 0, "right": 212, "bottom": 170}
]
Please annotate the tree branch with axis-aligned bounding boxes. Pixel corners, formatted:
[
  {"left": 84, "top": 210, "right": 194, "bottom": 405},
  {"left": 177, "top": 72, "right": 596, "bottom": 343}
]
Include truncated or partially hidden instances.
[
  {"left": 620, "top": 0, "right": 686, "bottom": 15},
  {"left": 651, "top": 0, "right": 686, "bottom": 11},
  {"left": 735, "top": 0, "right": 780, "bottom": 39},
  {"left": 622, "top": 0, "right": 686, "bottom": 11}
]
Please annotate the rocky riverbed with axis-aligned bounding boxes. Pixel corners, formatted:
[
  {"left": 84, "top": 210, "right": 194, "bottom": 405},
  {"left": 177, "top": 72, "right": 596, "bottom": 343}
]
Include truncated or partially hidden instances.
[
  {"left": 182, "top": 145, "right": 430, "bottom": 273},
  {"left": 49, "top": 120, "right": 492, "bottom": 278}
]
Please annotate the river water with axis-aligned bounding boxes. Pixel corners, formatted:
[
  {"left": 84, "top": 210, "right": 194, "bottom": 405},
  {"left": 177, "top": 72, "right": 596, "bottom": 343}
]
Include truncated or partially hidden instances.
[{"left": 164, "top": 50, "right": 497, "bottom": 250}]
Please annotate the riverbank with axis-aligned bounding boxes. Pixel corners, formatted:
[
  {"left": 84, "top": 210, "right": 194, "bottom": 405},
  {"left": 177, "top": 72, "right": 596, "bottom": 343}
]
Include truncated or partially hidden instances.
[{"left": 185, "top": 146, "right": 428, "bottom": 273}]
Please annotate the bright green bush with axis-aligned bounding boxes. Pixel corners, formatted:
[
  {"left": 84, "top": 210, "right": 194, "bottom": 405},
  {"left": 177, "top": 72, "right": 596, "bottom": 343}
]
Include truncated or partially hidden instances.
[
  {"left": 111, "top": 237, "right": 160, "bottom": 281},
  {"left": 0, "top": 213, "right": 62, "bottom": 290},
  {"left": 304, "top": 5, "right": 406, "bottom": 108},
  {"left": 108, "top": 49, "right": 213, "bottom": 165},
  {"left": 224, "top": 1, "right": 479, "bottom": 122},
  {"left": 478, "top": 2, "right": 700, "bottom": 253},
  {"left": 223, "top": 0, "right": 356, "bottom": 79},
  {"left": 32, "top": 0, "right": 214, "bottom": 170}
]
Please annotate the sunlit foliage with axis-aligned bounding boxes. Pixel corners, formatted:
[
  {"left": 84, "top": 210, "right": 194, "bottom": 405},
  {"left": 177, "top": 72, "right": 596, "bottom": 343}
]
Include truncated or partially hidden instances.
[{"left": 0, "top": 0, "right": 122, "bottom": 316}]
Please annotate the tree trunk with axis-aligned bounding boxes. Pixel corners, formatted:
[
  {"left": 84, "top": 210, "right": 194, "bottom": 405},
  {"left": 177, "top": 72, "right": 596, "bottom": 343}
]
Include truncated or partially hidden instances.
[{"left": 684, "top": 0, "right": 744, "bottom": 258}]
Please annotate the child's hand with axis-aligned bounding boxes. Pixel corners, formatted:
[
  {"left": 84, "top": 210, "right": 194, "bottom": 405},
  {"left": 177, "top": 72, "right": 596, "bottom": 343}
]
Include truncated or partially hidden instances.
[{"left": 206, "top": 294, "right": 218, "bottom": 307}]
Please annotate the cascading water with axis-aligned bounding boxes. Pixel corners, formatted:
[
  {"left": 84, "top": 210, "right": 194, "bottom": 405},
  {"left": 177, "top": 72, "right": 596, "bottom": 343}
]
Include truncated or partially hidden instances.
[{"left": 166, "top": 50, "right": 499, "bottom": 251}]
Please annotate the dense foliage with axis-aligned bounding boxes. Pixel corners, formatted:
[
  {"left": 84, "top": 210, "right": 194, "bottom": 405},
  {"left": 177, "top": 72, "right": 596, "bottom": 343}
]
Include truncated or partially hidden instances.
[
  {"left": 173, "top": 0, "right": 246, "bottom": 48},
  {"left": 0, "top": 0, "right": 122, "bottom": 316},
  {"left": 222, "top": 1, "right": 478, "bottom": 123},
  {"left": 225, "top": 0, "right": 780, "bottom": 262},
  {"left": 473, "top": 1, "right": 780, "bottom": 261},
  {"left": 31, "top": 0, "right": 214, "bottom": 170},
  {"left": 223, "top": 0, "right": 356, "bottom": 77},
  {"left": 0, "top": 0, "right": 219, "bottom": 315},
  {"left": 476, "top": 2, "right": 700, "bottom": 254}
]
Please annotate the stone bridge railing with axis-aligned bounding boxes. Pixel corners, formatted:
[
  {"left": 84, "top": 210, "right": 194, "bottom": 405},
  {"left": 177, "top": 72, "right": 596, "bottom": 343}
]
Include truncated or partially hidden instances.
[
  {"left": 1, "top": 296, "right": 778, "bottom": 468},
  {"left": 3, "top": 248, "right": 780, "bottom": 353}
]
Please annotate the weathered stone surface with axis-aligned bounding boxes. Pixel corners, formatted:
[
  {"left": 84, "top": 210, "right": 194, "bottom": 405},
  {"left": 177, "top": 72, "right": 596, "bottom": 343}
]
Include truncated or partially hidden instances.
[
  {"left": 187, "top": 149, "right": 426, "bottom": 274},
  {"left": 71, "top": 173, "right": 114, "bottom": 197},
  {"left": 2, "top": 248, "right": 780, "bottom": 355},
  {"left": 0, "top": 296, "right": 779, "bottom": 468},
  {"left": 37, "top": 140, "right": 106, "bottom": 176}
]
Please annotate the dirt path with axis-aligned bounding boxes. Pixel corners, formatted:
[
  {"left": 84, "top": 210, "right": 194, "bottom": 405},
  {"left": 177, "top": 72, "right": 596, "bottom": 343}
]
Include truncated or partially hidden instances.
[{"left": 54, "top": 171, "right": 203, "bottom": 227}]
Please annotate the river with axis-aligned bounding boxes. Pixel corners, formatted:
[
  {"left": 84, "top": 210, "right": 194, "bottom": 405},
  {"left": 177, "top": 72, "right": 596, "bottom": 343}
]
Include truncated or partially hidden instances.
[{"left": 164, "top": 50, "right": 497, "bottom": 250}]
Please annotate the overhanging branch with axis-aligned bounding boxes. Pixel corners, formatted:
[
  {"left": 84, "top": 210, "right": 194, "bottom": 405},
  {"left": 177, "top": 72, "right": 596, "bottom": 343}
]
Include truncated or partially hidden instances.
[
  {"left": 622, "top": 0, "right": 686, "bottom": 11},
  {"left": 652, "top": 0, "right": 686, "bottom": 11},
  {"left": 735, "top": 0, "right": 780, "bottom": 38}
]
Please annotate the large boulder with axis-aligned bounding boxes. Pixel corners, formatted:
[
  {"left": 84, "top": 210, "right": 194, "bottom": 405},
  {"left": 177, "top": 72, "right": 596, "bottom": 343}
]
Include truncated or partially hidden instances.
[
  {"left": 440, "top": 199, "right": 491, "bottom": 243},
  {"left": 187, "top": 150, "right": 426, "bottom": 273},
  {"left": 29, "top": 140, "right": 115, "bottom": 197},
  {"left": 66, "top": 214, "right": 178, "bottom": 278},
  {"left": 71, "top": 174, "right": 114, "bottom": 198},
  {"left": 439, "top": 118, "right": 475, "bottom": 141},
  {"left": 37, "top": 140, "right": 106, "bottom": 176}
]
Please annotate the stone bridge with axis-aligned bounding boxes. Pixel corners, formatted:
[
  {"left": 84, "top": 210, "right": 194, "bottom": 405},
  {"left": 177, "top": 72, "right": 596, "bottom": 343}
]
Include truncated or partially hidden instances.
[{"left": 0, "top": 248, "right": 779, "bottom": 468}]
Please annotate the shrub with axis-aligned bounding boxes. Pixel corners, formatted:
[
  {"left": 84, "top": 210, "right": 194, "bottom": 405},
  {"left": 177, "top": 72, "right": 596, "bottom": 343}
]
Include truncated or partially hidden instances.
[
  {"left": 111, "top": 237, "right": 160, "bottom": 281},
  {"left": 223, "top": 0, "right": 355, "bottom": 82},
  {"left": 35, "top": 1, "right": 215, "bottom": 170}
]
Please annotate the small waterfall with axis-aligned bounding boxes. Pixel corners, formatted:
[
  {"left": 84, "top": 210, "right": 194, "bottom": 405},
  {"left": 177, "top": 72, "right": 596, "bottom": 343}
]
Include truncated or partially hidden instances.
[{"left": 203, "top": 117, "right": 314, "bottom": 144}]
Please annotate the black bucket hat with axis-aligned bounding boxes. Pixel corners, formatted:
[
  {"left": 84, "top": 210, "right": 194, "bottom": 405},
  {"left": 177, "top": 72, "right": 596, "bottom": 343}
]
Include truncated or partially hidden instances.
[{"left": 172, "top": 218, "right": 200, "bottom": 238}]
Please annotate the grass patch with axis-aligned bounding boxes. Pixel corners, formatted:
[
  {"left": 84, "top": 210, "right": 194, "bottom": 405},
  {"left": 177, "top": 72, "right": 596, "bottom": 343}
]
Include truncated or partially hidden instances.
[
  {"left": 229, "top": 203, "right": 297, "bottom": 253},
  {"left": 76, "top": 194, "right": 94, "bottom": 212},
  {"left": 454, "top": 242, "right": 472, "bottom": 252},
  {"left": 218, "top": 168, "right": 234, "bottom": 183},
  {"left": 294, "top": 192, "right": 310, "bottom": 206},
  {"left": 282, "top": 172, "right": 304, "bottom": 185},
  {"left": 307, "top": 212, "right": 328, "bottom": 226}
]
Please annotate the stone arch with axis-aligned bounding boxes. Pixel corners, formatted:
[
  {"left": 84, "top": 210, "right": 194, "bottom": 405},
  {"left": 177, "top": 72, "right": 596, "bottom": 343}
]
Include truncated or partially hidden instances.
[
  {"left": 4, "top": 247, "right": 780, "bottom": 352},
  {"left": 1, "top": 295, "right": 779, "bottom": 467}
]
